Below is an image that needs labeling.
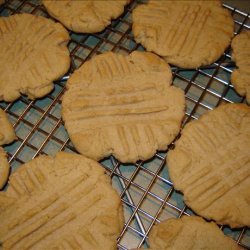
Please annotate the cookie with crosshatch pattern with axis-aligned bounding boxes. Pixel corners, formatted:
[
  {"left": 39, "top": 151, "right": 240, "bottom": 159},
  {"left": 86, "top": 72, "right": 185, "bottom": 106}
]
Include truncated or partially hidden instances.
[
  {"left": 43, "top": 0, "right": 130, "bottom": 33},
  {"left": 148, "top": 216, "right": 241, "bottom": 249},
  {"left": 0, "top": 13, "right": 70, "bottom": 102},
  {"left": 0, "top": 109, "right": 15, "bottom": 189},
  {"left": 62, "top": 51, "right": 185, "bottom": 163},
  {"left": 0, "top": 152, "right": 124, "bottom": 249},
  {"left": 167, "top": 103, "right": 250, "bottom": 228},
  {"left": 231, "top": 31, "right": 250, "bottom": 103},
  {"left": 132, "top": 0, "right": 234, "bottom": 68}
]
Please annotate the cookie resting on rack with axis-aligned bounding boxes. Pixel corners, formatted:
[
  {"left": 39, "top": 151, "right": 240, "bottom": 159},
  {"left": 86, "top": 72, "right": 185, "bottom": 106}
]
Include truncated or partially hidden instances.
[
  {"left": 0, "top": 109, "right": 15, "bottom": 146},
  {"left": 0, "top": 13, "right": 70, "bottom": 102},
  {"left": 0, "top": 148, "right": 10, "bottom": 190},
  {"left": 0, "top": 109, "right": 15, "bottom": 189},
  {"left": 0, "top": 152, "right": 124, "bottom": 250},
  {"left": 148, "top": 216, "right": 241, "bottom": 250},
  {"left": 62, "top": 51, "right": 185, "bottom": 163},
  {"left": 231, "top": 31, "right": 250, "bottom": 103},
  {"left": 43, "top": 0, "right": 129, "bottom": 33},
  {"left": 167, "top": 103, "right": 250, "bottom": 228},
  {"left": 132, "top": 0, "right": 234, "bottom": 68}
]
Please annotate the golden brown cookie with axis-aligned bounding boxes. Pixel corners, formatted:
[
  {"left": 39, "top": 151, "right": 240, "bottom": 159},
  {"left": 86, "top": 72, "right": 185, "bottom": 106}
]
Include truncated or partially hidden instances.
[
  {"left": 43, "top": 0, "right": 129, "bottom": 33},
  {"left": 62, "top": 51, "right": 185, "bottom": 163},
  {"left": 132, "top": 0, "right": 234, "bottom": 68},
  {"left": 0, "top": 109, "right": 16, "bottom": 146},
  {"left": 148, "top": 216, "right": 241, "bottom": 250},
  {"left": 0, "top": 13, "right": 70, "bottom": 102},
  {"left": 0, "top": 109, "right": 15, "bottom": 189},
  {"left": 0, "top": 148, "right": 9, "bottom": 189},
  {"left": 167, "top": 103, "right": 250, "bottom": 228},
  {"left": 231, "top": 31, "right": 250, "bottom": 103},
  {"left": 0, "top": 152, "right": 124, "bottom": 249}
]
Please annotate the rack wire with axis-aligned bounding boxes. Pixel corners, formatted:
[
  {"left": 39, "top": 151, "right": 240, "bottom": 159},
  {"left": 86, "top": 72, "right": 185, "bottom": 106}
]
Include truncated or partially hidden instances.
[{"left": 0, "top": 0, "right": 249, "bottom": 249}]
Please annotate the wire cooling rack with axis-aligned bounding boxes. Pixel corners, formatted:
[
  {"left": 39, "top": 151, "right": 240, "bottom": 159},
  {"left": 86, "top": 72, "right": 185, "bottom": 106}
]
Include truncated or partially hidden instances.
[{"left": 0, "top": 0, "right": 249, "bottom": 249}]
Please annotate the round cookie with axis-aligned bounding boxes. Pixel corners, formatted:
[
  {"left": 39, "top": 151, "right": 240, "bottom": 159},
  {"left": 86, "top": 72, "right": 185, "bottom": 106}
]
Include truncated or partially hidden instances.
[
  {"left": 0, "top": 148, "right": 9, "bottom": 189},
  {"left": 231, "top": 31, "right": 250, "bottom": 103},
  {"left": 0, "top": 13, "right": 70, "bottom": 102},
  {"left": 0, "top": 152, "right": 124, "bottom": 249},
  {"left": 0, "top": 109, "right": 16, "bottom": 146},
  {"left": 167, "top": 103, "right": 250, "bottom": 228},
  {"left": 132, "top": 0, "right": 234, "bottom": 68},
  {"left": 43, "top": 0, "right": 129, "bottom": 33},
  {"left": 0, "top": 109, "right": 15, "bottom": 189},
  {"left": 148, "top": 216, "right": 241, "bottom": 250},
  {"left": 62, "top": 51, "right": 185, "bottom": 163}
]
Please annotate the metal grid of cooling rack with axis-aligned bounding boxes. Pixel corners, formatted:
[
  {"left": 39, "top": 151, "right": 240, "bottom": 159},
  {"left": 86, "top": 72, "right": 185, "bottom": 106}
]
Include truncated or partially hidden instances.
[{"left": 0, "top": 0, "right": 250, "bottom": 249}]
